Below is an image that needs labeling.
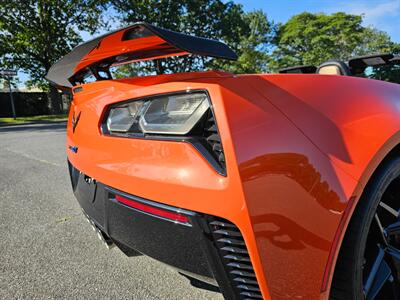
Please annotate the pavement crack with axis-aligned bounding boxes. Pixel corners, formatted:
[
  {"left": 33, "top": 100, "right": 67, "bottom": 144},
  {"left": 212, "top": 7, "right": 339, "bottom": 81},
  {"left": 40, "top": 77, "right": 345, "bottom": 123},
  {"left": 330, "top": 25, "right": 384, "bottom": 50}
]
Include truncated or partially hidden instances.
[
  {"left": 56, "top": 216, "right": 72, "bottom": 224},
  {"left": 4, "top": 148, "right": 61, "bottom": 167}
]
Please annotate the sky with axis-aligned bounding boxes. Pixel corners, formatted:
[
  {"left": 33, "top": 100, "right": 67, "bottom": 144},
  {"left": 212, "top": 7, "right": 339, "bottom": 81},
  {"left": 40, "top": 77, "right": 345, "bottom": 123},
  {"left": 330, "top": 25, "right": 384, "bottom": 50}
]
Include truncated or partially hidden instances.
[
  {"left": 237, "top": 0, "right": 400, "bottom": 42},
  {"left": 16, "top": 0, "right": 400, "bottom": 87}
]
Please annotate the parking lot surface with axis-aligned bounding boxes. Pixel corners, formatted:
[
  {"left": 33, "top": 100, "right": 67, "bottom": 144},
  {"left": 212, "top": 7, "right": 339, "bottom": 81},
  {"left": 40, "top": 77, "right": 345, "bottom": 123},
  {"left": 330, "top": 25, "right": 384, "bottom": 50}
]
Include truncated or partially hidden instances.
[{"left": 0, "top": 123, "right": 222, "bottom": 300}]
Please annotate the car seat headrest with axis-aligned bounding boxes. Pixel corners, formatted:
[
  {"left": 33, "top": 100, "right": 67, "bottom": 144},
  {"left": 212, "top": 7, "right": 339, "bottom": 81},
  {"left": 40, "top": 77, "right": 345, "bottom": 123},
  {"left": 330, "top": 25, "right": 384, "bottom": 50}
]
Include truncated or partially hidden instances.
[{"left": 317, "top": 60, "right": 351, "bottom": 76}]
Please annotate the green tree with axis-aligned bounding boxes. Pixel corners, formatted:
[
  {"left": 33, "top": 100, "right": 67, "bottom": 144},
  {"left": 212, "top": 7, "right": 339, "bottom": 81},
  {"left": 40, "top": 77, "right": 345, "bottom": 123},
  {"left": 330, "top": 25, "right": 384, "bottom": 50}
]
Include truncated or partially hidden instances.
[
  {"left": 0, "top": 0, "right": 107, "bottom": 113},
  {"left": 270, "top": 12, "right": 400, "bottom": 72},
  {"left": 109, "top": 0, "right": 274, "bottom": 75},
  {"left": 212, "top": 10, "right": 275, "bottom": 74},
  {"left": 355, "top": 27, "right": 400, "bottom": 55}
]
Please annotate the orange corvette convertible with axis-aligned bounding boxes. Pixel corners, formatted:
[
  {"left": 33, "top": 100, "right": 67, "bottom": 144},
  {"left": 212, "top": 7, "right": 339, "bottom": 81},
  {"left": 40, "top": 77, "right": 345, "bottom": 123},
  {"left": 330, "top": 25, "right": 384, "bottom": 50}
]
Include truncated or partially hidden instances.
[{"left": 47, "top": 23, "right": 400, "bottom": 300}]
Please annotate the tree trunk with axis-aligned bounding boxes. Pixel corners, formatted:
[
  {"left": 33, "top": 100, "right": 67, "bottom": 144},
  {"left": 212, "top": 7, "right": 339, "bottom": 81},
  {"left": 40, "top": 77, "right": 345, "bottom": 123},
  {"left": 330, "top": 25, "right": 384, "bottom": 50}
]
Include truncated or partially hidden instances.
[
  {"left": 154, "top": 59, "right": 164, "bottom": 75},
  {"left": 48, "top": 84, "right": 62, "bottom": 114}
]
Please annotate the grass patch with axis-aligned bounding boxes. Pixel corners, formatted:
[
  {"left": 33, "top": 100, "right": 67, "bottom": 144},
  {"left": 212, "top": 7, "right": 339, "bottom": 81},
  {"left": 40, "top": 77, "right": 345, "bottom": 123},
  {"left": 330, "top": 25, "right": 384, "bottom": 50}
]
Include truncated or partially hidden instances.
[{"left": 0, "top": 114, "right": 68, "bottom": 124}]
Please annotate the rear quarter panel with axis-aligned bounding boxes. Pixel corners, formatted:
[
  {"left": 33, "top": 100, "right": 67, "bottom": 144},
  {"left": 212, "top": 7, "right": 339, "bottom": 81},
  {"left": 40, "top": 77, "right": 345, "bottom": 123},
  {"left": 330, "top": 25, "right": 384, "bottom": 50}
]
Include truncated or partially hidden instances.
[
  {"left": 228, "top": 74, "right": 400, "bottom": 299},
  {"left": 254, "top": 74, "right": 400, "bottom": 187}
]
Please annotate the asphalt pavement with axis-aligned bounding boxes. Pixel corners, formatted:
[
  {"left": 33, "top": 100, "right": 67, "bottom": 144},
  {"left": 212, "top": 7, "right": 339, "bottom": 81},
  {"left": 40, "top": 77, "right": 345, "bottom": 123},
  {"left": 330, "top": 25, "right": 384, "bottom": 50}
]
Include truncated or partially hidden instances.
[{"left": 0, "top": 123, "right": 223, "bottom": 300}]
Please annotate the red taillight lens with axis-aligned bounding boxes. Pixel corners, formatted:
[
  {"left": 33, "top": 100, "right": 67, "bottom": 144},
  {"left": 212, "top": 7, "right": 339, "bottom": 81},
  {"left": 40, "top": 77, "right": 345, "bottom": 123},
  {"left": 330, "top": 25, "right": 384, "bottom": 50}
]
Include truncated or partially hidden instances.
[{"left": 115, "top": 194, "right": 189, "bottom": 224}]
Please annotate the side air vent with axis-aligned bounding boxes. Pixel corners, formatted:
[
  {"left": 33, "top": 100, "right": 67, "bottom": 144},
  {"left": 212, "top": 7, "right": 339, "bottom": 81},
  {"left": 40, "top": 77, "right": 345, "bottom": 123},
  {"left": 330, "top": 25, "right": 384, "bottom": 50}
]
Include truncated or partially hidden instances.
[
  {"left": 204, "top": 110, "right": 226, "bottom": 172},
  {"left": 209, "top": 219, "right": 263, "bottom": 299}
]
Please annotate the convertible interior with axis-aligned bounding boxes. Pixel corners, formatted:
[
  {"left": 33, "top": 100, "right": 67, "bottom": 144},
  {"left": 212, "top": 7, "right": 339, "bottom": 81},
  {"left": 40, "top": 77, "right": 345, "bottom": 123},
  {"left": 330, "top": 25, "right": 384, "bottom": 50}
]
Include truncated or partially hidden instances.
[{"left": 279, "top": 53, "right": 400, "bottom": 84}]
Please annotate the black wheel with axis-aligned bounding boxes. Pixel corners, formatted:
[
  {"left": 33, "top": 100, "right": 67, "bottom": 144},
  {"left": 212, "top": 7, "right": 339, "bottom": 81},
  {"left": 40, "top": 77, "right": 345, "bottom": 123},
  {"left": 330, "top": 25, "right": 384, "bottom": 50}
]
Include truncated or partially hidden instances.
[{"left": 330, "top": 157, "right": 400, "bottom": 300}]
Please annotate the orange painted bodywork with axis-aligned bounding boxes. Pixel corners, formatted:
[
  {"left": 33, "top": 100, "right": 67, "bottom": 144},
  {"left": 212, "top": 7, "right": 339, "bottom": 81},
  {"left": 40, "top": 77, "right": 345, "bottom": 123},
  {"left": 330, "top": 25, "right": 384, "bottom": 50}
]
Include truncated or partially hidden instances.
[
  {"left": 76, "top": 34, "right": 188, "bottom": 72},
  {"left": 66, "top": 70, "right": 400, "bottom": 300}
]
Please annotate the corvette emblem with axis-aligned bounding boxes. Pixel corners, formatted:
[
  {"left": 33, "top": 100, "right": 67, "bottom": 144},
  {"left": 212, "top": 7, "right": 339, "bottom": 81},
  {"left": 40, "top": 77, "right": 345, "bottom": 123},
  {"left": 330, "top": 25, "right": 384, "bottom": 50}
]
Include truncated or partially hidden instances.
[
  {"left": 72, "top": 111, "right": 81, "bottom": 133},
  {"left": 68, "top": 145, "right": 78, "bottom": 153}
]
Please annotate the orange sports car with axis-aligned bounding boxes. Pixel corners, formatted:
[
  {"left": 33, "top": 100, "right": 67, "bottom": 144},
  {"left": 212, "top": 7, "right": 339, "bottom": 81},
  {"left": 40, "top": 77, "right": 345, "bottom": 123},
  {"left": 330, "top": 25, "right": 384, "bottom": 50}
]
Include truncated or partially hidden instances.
[{"left": 46, "top": 23, "right": 400, "bottom": 300}]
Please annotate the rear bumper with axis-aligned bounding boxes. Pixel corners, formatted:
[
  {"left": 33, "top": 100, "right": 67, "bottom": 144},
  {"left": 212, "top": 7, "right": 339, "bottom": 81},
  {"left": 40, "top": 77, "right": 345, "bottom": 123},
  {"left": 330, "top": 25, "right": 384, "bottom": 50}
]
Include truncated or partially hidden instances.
[
  {"left": 68, "top": 161, "right": 263, "bottom": 299},
  {"left": 69, "top": 160, "right": 213, "bottom": 278}
]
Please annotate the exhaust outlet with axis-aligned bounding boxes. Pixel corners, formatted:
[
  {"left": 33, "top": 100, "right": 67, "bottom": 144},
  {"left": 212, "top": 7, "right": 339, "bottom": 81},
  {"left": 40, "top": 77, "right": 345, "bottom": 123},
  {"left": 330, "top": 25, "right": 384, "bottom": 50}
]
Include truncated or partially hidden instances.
[
  {"left": 95, "top": 227, "right": 115, "bottom": 250},
  {"left": 82, "top": 211, "right": 115, "bottom": 250}
]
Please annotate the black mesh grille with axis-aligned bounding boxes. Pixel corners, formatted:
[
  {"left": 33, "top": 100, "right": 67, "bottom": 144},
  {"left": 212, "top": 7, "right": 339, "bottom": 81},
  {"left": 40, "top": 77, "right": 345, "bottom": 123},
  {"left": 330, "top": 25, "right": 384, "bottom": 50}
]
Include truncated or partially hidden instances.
[
  {"left": 209, "top": 219, "right": 263, "bottom": 299},
  {"left": 204, "top": 111, "right": 226, "bottom": 171}
]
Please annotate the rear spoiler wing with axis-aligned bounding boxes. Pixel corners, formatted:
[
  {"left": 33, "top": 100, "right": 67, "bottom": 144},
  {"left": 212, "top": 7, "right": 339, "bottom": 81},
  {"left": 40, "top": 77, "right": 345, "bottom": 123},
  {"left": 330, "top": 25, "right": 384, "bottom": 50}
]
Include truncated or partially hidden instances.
[
  {"left": 348, "top": 53, "right": 399, "bottom": 74},
  {"left": 46, "top": 22, "right": 238, "bottom": 89}
]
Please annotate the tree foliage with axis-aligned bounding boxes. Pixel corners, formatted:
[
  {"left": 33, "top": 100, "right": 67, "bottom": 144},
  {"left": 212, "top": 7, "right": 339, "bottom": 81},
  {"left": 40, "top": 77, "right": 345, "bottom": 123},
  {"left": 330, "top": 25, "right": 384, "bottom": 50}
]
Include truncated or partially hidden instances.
[
  {"left": 110, "top": 0, "right": 275, "bottom": 76},
  {"left": 0, "top": 0, "right": 107, "bottom": 112},
  {"left": 270, "top": 12, "right": 400, "bottom": 71},
  {"left": 355, "top": 27, "right": 400, "bottom": 56},
  {"left": 213, "top": 10, "right": 275, "bottom": 74},
  {"left": 1, "top": 1, "right": 400, "bottom": 107}
]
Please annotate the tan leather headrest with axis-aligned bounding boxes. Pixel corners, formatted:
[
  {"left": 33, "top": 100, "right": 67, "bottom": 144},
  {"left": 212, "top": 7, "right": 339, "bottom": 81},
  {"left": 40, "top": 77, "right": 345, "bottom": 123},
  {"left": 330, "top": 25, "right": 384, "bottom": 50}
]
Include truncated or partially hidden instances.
[{"left": 318, "top": 65, "right": 341, "bottom": 75}]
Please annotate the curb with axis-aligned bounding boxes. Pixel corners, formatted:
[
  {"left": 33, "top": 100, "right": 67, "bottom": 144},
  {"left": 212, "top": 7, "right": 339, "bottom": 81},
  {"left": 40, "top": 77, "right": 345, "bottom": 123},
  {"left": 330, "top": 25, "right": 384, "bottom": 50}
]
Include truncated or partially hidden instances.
[{"left": 0, "top": 120, "right": 67, "bottom": 127}]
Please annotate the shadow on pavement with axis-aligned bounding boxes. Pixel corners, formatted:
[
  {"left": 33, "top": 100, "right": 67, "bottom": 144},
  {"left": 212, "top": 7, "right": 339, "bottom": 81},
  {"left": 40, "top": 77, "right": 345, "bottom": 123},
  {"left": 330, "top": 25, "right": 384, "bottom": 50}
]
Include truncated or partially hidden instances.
[{"left": 179, "top": 273, "right": 221, "bottom": 293}]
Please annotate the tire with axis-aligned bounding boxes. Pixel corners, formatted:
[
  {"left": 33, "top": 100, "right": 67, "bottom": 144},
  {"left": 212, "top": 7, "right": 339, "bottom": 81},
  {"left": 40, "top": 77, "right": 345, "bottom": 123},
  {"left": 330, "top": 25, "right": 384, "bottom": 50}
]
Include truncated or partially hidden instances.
[{"left": 330, "top": 156, "right": 400, "bottom": 300}]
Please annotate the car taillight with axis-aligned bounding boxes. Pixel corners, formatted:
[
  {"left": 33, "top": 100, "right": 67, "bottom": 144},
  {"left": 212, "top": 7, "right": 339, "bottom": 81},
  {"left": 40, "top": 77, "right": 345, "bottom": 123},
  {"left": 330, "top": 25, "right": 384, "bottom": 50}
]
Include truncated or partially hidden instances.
[
  {"left": 114, "top": 194, "right": 190, "bottom": 224},
  {"left": 101, "top": 90, "right": 226, "bottom": 176},
  {"left": 105, "top": 92, "right": 209, "bottom": 135}
]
